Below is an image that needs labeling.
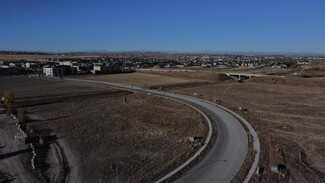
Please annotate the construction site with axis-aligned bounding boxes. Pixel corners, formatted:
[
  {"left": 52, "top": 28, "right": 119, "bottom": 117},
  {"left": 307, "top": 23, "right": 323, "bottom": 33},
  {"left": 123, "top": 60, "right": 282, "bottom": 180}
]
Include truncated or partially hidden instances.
[{"left": 0, "top": 61, "right": 324, "bottom": 182}]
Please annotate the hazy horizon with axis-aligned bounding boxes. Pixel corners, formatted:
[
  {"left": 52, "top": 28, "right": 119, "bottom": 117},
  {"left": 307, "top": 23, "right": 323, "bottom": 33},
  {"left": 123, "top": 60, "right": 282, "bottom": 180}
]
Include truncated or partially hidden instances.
[{"left": 1, "top": 49, "right": 325, "bottom": 57}]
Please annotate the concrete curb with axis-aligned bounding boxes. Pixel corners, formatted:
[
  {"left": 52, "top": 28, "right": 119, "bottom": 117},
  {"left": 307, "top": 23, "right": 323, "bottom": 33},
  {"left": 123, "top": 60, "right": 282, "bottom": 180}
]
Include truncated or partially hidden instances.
[
  {"left": 203, "top": 100, "right": 260, "bottom": 183},
  {"left": 152, "top": 102, "right": 213, "bottom": 183}
]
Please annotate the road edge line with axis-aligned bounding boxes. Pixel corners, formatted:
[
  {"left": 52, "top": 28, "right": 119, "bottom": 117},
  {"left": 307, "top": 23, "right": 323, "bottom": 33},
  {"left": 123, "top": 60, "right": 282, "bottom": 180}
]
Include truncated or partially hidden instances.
[
  {"left": 204, "top": 100, "right": 260, "bottom": 183},
  {"left": 152, "top": 100, "right": 213, "bottom": 183}
]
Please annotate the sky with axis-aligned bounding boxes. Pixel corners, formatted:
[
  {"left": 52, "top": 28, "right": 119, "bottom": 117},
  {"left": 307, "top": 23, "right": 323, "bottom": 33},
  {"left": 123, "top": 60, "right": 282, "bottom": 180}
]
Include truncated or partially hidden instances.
[{"left": 0, "top": 0, "right": 325, "bottom": 54}]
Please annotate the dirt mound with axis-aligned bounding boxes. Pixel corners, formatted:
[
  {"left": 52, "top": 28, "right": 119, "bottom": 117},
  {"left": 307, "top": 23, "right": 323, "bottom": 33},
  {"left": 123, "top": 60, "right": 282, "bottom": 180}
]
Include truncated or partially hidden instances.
[
  {"left": 142, "top": 71, "right": 233, "bottom": 82},
  {"left": 247, "top": 76, "right": 325, "bottom": 88},
  {"left": 213, "top": 73, "right": 232, "bottom": 81},
  {"left": 294, "top": 61, "right": 325, "bottom": 78}
]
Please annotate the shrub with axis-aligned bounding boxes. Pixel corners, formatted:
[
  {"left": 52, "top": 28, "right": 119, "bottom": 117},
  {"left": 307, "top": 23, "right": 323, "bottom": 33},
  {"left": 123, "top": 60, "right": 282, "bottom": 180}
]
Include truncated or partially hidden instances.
[
  {"left": 17, "top": 108, "right": 26, "bottom": 123},
  {"left": 39, "top": 134, "right": 45, "bottom": 146}
]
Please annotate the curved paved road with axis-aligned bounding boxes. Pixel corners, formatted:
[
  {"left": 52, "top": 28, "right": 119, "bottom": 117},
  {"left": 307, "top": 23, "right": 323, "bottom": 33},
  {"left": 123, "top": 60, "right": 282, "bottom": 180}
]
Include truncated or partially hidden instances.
[
  {"left": 66, "top": 78, "right": 250, "bottom": 182},
  {"left": 151, "top": 91, "right": 248, "bottom": 183}
]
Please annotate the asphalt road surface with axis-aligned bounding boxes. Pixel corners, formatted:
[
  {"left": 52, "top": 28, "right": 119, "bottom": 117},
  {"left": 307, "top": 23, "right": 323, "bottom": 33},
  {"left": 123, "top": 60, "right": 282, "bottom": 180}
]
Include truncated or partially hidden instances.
[
  {"left": 67, "top": 78, "right": 249, "bottom": 183},
  {"left": 152, "top": 91, "right": 248, "bottom": 183}
]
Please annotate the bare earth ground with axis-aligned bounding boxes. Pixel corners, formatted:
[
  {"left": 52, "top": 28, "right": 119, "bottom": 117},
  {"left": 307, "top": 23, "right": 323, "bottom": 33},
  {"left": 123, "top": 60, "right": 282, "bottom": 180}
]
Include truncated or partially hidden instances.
[
  {"left": 1, "top": 69, "right": 324, "bottom": 182},
  {"left": 78, "top": 70, "right": 325, "bottom": 182},
  {"left": 0, "top": 76, "right": 207, "bottom": 183},
  {"left": 209, "top": 66, "right": 294, "bottom": 75},
  {"left": 152, "top": 72, "right": 324, "bottom": 183},
  {"left": 78, "top": 72, "right": 207, "bottom": 88}
]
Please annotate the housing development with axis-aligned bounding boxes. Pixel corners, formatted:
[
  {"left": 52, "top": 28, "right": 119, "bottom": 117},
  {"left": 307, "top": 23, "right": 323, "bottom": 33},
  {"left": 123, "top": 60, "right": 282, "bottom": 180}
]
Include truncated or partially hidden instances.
[{"left": 0, "top": 52, "right": 322, "bottom": 77}]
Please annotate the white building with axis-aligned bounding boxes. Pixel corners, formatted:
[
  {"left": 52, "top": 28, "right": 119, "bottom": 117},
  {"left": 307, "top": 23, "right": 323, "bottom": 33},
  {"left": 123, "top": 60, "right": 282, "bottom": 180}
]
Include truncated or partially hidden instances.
[
  {"left": 43, "top": 67, "right": 54, "bottom": 76},
  {"left": 92, "top": 65, "right": 103, "bottom": 74},
  {"left": 25, "top": 62, "right": 31, "bottom": 68},
  {"left": 59, "top": 61, "right": 73, "bottom": 66},
  {"left": 43, "top": 67, "right": 64, "bottom": 77}
]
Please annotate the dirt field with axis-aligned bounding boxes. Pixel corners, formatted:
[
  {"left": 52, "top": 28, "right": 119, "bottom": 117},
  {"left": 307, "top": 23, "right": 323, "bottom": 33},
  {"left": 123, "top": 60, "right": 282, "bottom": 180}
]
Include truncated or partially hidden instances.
[
  {"left": 79, "top": 72, "right": 207, "bottom": 88},
  {"left": 0, "top": 76, "right": 207, "bottom": 182},
  {"left": 151, "top": 71, "right": 324, "bottom": 183},
  {"left": 70, "top": 70, "right": 325, "bottom": 182},
  {"left": 2, "top": 69, "right": 324, "bottom": 182}
]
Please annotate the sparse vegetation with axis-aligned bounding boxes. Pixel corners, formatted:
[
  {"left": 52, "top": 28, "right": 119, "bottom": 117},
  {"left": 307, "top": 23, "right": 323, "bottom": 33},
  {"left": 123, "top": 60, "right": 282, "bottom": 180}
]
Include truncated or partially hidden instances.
[
  {"left": 26, "top": 125, "right": 35, "bottom": 134},
  {"left": 17, "top": 108, "right": 26, "bottom": 123},
  {"left": 0, "top": 76, "right": 207, "bottom": 182},
  {"left": 169, "top": 72, "right": 325, "bottom": 183},
  {"left": 309, "top": 60, "right": 325, "bottom": 71},
  {"left": 1, "top": 67, "right": 323, "bottom": 182},
  {"left": 299, "top": 60, "right": 325, "bottom": 77}
]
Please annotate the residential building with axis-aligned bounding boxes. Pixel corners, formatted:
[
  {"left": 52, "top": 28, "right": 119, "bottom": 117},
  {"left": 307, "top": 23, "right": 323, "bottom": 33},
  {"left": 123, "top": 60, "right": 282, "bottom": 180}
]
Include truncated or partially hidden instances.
[{"left": 43, "top": 67, "right": 65, "bottom": 77}]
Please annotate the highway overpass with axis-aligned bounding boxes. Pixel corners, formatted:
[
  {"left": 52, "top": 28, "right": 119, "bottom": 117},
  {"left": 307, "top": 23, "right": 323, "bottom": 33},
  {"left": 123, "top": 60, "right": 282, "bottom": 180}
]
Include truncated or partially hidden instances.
[{"left": 225, "top": 72, "right": 268, "bottom": 81}]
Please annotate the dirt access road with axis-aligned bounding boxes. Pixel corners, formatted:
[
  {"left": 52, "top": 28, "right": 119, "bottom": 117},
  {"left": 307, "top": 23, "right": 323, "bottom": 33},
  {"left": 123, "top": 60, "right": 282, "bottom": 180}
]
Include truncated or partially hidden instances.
[{"left": 0, "top": 114, "right": 37, "bottom": 182}]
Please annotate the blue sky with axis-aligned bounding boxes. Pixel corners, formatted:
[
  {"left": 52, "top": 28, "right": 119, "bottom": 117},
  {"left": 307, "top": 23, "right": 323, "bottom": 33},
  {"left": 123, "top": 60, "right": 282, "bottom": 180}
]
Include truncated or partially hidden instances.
[{"left": 0, "top": 0, "right": 324, "bottom": 53}]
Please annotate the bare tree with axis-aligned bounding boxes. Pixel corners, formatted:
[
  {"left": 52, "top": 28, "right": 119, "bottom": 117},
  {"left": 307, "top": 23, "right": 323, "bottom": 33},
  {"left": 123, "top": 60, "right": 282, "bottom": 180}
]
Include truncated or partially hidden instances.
[{"left": 3, "top": 90, "right": 15, "bottom": 115}]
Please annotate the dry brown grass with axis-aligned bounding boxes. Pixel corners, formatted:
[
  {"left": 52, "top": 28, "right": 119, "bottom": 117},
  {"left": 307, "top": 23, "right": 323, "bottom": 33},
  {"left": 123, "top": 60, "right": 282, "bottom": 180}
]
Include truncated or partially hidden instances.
[
  {"left": 0, "top": 76, "right": 208, "bottom": 182},
  {"left": 308, "top": 60, "right": 325, "bottom": 71},
  {"left": 79, "top": 72, "right": 205, "bottom": 88},
  {"left": 167, "top": 74, "right": 325, "bottom": 183},
  {"left": 299, "top": 60, "right": 325, "bottom": 77}
]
